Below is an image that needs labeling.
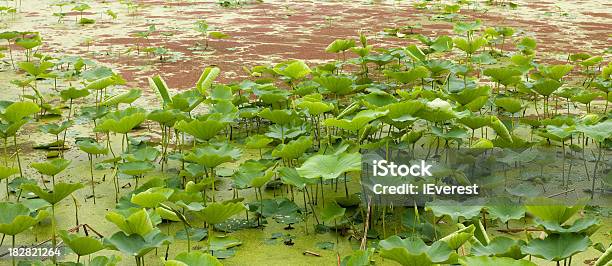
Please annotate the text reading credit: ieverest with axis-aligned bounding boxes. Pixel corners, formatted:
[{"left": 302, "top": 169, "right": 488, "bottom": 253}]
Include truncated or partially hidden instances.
[{"left": 370, "top": 160, "right": 479, "bottom": 195}]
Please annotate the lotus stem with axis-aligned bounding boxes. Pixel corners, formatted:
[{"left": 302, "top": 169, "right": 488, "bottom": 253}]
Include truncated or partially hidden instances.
[
  {"left": 4, "top": 138, "right": 8, "bottom": 166},
  {"left": 13, "top": 135, "right": 22, "bottom": 178},
  {"left": 344, "top": 173, "right": 349, "bottom": 198},
  {"left": 184, "top": 221, "right": 191, "bottom": 252},
  {"left": 51, "top": 204, "right": 57, "bottom": 263},
  {"left": 88, "top": 154, "right": 96, "bottom": 204},
  {"left": 12, "top": 235, "right": 15, "bottom": 266},
  {"left": 591, "top": 143, "right": 603, "bottom": 199},
  {"left": 320, "top": 177, "right": 324, "bottom": 207},
  {"left": 211, "top": 170, "right": 216, "bottom": 202},
  {"left": 207, "top": 222, "right": 213, "bottom": 254},
  {"left": 72, "top": 195, "right": 79, "bottom": 230}
]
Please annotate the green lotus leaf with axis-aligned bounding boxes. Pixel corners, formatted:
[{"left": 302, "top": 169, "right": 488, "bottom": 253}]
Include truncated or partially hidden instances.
[
  {"left": 185, "top": 144, "right": 241, "bottom": 168},
  {"left": 535, "top": 217, "right": 601, "bottom": 235},
  {"left": 253, "top": 85, "right": 291, "bottom": 105},
  {"left": 462, "top": 96, "right": 488, "bottom": 112},
  {"left": 361, "top": 90, "right": 397, "bottom": 107},
  {"left": 521, "top": 233, "right": 590, "bottom": 261},
  {"left": 198, "top": 202, "right": 246, "bottom": 225},
  {"left": 104, "top": 229, "right": 171, "bottom": 257},
  {"left": 297, "top": 152, "right": 361, "bottom": 180},
  {"left": 431, "top": 126, "right": 468, "bottom": 140},
  {"left": 579, "top": 56, "right": 603, "bottom": 67},
  {"left": 0, "top": 31, "right": 19, "bottom": 40},
  {"left": 273, "top": 60, "right": 311, "bottom": 80},
  {"left": 0, "top": 166, "right": 19, "bottom": 179},
  {"left": 297, "top": 100, "right": 333, "bottom": 116},
  {"left": 15, "top": 36, "right": 42, "bottom": 50},
  {"left": 365, "top": 53, "right": 395, "bottom": 66},
  {"left": 20, "top": 182, "right": 84, "bottom": 205},
  {"left": 384, "top": 100, "right": 424, "bottom": 123},
  {"left": 471, "top": 236, "right": 526, "bottom": 259},
  {"left": 484, "top": 67, "right": 522, "bottom": 87},
  {"left": 454, "top": 37, "right": 487, "bottom": 54},
  {"left": 541, "top": 125, "right": 575, "bottom": 142},
  {"left": 320, "top": 201, "right": 346, "bottom": 222},
  {"left": 324, "top": 109, "right": 388, "bottom": 132},
  {"left": 196, "top": 67, "right": 221, "bottom": 95},
  {"left": 245, "top": 135, "right": 273, "bottom": 149},
  {"left": 325, "top": 39, "right": 355, "bottom": 53},
  {"left": 124, "top": 146, "right": 160, "bottom": 162},
  {"left": 209, "top": 31, "right": 229, "bottom": 39},
  {"left": 0, "top": 119, "right": 28, "bottom": 138},
  {"left": 149, "top": 75, "right": 172, "bottom": 106},
  {"left": 272, "top": 136, "right": 312, "bottom": 160},
  {"left": 118, "top": 161, "right": 156, "bottom": 176},
  {"left": 84, "top": 73, "right": 125, "bottom": 91},
  {"left": 250, "top": 198, "right": 300, "bottom": 220},
  {"left": 340, "top": 249, "right": 373, "bottom": 266},
  {"left": 453, "top": 19, "right": 482, "bottom": 34},
  {"left": 525, "top": 197, "right": 586, "bottom": 224},
  {"left": 532, "top": 78, "right": 561, "bottom": 97},
  {"left": 97, "top": 108, "right": 146, "bottom": 134},
  {"left": 431, "top": 35, "right": 453, "bottom": 52},
  {"left": 379, "top": 235, "right": 457, "bottom": 265},
  {"left": 105, "top": 208, "right": 154, "bottom": 236},
  {"left": 438, "top": 224, "right": 475, "bottom": 250},
  {"left": 131, "top": 187, "right": 174, "bottom": 208},
  {"left": 0, "top": 202, "right": 49, "bottom": 236},
  {"left": 495, "top": 97, "right": 522, "bottom": 113},
  {"left": 156, "top": 206, "right": 181, "bottom": 222},
  {"left": 459, "top": 115, "right": 492, "bottom": 130},
  {"left": 538, "top": 64, "right": 574, "bottom": 80},
  {"left": 147, "top": 109, "right": 184, "bottom": 127},
  {"left": 232, "top": 161, "right": 268, "bottom": 189},
  {"left": 60, "top": 87, "right": 90, "bottom": 101},
  {"left": 30, "top": 158, "right": 71, "bottom": 176},
  {"left": 210, "top": 85, "right": 233, "bottom": 101},
  {"left": 486, "top": 197, "right": 525, "bottom": 224},
  {"left": 165, "top": 251, "right": 222, "bottom": 266},
  {"left": 385, "top": 66, "right": 430, "bottom": 84},
  {"left": 168, "top": 89, "right": 205, "bottom": 112},
  {"left": 59, "top": 230, "right": 105, "bottom": 256},
  {"left": 450, "top": 86, "right": 491, "bottom": 106},
  {"left": 248, "top": 169, "right": 273, "bottom": 188},
  {"left": 102, "top": 88, "right": 142, "bottom": 106},
  {"left": 571, "top": 90, "right": 602, "bottom": 104},
  {"left": 39, "top": 120, "right": 74, "bottom": 135},
  {"left": 175, "top": 119, "right": 226, "bottom": 141},
  {"left": 208, "top": 235, "right": 242, "bottom": 251},
  {"left": 259, "top": 108, "right": 297, "bottom": 125},
  {"left": 471, "top": 138, "right": 494, "bottom": 149},
  {"left": 425, "top": 200, "right": 482, "bottom": 222},
  {"left": 90, "top": 254, "right": 122, "bottom": 266},
  {"left": 18, "top": 61, "right": 54, "bottom": 77},
  {"left": 472, "top": 52, "right": 497, "bottom": 65},
  {"left": 416, "top": 98, "right": 457, "bottom": 122},
  {"left": 2, "top": 101, "right": 40, "bottom": 123},
  {"left": 459, "top": 256, "right": 535, "bottom": 266},
  {"left": 266, "top": 123, "right": 307, "bottom": 140},
  {"left": 401, "top": 130, "right": 424, "bottom": 144},
  {"left": 313, "top": 75, "right": 354, "bottom": 96},
  {"left": 77, "top": 139, "right": 108, "bottom": 155},
  {"left": 576, "top": 119, "right": 612, "bottom": 143},
  {"left": 278, "top": 167, "right": 314, "bottom": 190},
  {"left": 489, "top": 116, "right": 513, "bottom": 142},
  {"left": 406, "top": 44, "right": 426, "bottom": 62}
]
